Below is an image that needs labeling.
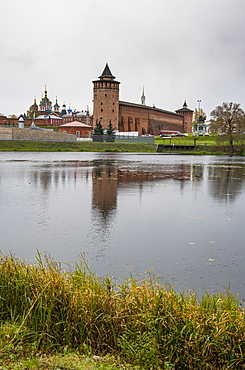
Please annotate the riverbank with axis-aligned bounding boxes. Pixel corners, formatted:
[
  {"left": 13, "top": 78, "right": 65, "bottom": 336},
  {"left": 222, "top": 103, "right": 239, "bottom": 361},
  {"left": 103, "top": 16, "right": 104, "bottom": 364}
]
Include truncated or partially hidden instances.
[
  {"left": 0, "top": 254, "right": 244, "bottom": 369},
  {"left": 0, "top": 139, "right": 244, "bottom": 155},
  {"left": 0, "top": 140, "right": 156, "bottom": 152}
]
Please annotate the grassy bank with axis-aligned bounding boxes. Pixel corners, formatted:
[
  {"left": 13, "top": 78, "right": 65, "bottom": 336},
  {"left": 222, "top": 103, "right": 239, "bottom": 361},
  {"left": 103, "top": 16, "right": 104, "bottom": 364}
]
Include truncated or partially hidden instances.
[
  {"left": 0, "top": 254, "right": 244, "bottom": 369},
  {"left": 155, "top": 135, "right": 245, "bottom": 155},
  {"left": 0, "top": 137, "right": 244, "bottom": 155},
  {"left": 0, "top": 140, "right": 156, "bottom": 153}
]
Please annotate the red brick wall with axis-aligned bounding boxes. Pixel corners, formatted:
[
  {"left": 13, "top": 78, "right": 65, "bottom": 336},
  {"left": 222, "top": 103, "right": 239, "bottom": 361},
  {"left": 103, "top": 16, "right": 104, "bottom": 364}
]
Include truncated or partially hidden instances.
[
  {"left": 119, "top": 103, "right": 184, "bottom": 135},
  {"left": 0, "top": 117, "right": 61, "bottom": 128},
  {"left": 149, "top": 108, "right": 184, "bottom": 134},
  {"left": 0, "top": 117, "right": 19, "bottom": 127},
  {"left": 119, "top": 104, "right": 149, "bottom": 134}
]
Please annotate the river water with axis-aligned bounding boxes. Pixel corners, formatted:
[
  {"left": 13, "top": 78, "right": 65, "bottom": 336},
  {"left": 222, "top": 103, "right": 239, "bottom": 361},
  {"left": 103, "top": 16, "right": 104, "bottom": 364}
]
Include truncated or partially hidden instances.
[{"left": 0, "top": 152, "right": 245, "bottom": 301}]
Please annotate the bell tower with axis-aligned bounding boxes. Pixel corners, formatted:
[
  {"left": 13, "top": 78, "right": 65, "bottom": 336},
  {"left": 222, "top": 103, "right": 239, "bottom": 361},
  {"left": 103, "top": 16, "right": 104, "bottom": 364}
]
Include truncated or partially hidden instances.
[{"left": 92, "top": 64, "right": 120, "bottom": 129}]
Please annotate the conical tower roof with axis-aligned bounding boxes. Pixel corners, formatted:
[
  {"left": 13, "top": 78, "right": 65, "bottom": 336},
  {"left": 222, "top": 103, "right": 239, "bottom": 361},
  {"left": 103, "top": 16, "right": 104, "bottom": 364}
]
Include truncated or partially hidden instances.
[
  {"left": 176, "top": 101, "right": 193, "bottom": 113},
  {"left": 99, "top": 63, "right": 115, "bottom": 80}
]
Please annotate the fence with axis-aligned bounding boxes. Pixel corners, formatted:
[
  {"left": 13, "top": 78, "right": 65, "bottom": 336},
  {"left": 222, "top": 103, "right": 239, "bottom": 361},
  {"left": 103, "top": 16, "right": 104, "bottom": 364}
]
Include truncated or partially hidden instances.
[
  {"left": 157, "top": 144, "right": 196, "bottom": 152},
  {"left": 115, "top": 135, "right": 154, "bottom": 144}
]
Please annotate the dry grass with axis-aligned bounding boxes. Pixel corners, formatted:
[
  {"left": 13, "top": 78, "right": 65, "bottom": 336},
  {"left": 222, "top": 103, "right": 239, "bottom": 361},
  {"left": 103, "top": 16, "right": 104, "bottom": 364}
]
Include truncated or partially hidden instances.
[{"left": 0, "top": 253, "right": 244, "bottom": 369}]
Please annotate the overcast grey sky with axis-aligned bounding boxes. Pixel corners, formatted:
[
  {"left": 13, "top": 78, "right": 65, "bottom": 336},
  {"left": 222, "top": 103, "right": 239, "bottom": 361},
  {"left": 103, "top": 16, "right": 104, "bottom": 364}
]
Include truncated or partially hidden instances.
[{"left": 1, "top": 0, "right": 245, "bottom": 118}]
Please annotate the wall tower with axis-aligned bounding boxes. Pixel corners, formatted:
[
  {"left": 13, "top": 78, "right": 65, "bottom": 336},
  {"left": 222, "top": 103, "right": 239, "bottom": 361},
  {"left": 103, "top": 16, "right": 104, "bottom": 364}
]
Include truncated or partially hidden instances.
[
  {"left": 92, "top": 64, "right": 120, "bottom": 129},
  {"left": 175, "top": 101, "right": 193, "bottom": 133}
]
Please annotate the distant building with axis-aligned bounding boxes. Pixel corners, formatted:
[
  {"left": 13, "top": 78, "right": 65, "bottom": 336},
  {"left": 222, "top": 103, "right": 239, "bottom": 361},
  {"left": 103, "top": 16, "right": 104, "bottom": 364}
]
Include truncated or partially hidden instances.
[
  {"left": 93, "top": 64, "right": 193, "bottom": 135},
  {"left": 26, "top": 88, "right": 92, "bottom": 127},
  {"left": 39, "top": 86, "right": 53, "bottom": 114},
  {"left": 35, "top": 113, "right": 63, "bottom": 126},
  {"left": 27, "top": 87, "right": 60, "bottom": 119},
  {"left": 62, "top": 109, "right": 92, "bottom": 126},
  {"left": 58, "top": 121, "right": 93, "bottom": 138}
]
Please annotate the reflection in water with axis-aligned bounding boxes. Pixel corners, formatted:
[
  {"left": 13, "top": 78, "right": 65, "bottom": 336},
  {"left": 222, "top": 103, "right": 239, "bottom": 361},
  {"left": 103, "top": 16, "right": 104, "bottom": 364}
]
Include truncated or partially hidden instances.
[
  {"left": 25, "top": 159, "right": 245, "bottom": 217},
  {"left": 92, "top": 165, "right": 118, "bottom": 221},
  {"left": 27, "top": 160, "right": 245, "bottom": 208},
  {"left": 91, "top": 161, "right": 191, "bottom": 219},
  {"left": 192, "top": 164, "right": 204, "bottom": 181},
  {"left": 208, "top": 164, "right": 245, "bottom": 202},
  {"left": 39, "top": 166, "right": 52, "bottom": 190},
  {"left": 1, "top": 154, "right": 245, "bottom": 301}
]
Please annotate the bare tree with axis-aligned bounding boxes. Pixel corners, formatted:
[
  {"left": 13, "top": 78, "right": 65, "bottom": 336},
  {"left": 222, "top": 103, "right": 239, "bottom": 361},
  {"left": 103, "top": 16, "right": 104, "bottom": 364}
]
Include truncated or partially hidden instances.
[{"left": 210, "top": 102, "right": 245, "bottom": 152}]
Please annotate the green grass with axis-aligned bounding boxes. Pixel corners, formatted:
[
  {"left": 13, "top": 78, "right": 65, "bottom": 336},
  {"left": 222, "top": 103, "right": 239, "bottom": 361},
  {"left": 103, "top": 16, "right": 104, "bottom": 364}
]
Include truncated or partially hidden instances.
[
  {"left": 155, "top": 134, "right": 245, "bottom": 155},
  {"left": 0, "top": 140, "right": 156, "bottom": 153},
  {"left": 0, "top": 135, "right": 244, "bottom": 155},
  {"left": 0, "top": 352, "right": 138, "bottom": 369},
  {"left": 0, "top": 253, "right": 244, "bottom": 369}
]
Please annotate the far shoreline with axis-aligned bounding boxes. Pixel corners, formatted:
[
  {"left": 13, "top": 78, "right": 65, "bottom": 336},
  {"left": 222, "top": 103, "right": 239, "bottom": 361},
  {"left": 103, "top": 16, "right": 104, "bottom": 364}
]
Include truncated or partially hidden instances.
[{"left": 0, "top": 139, "right": 244, "bottom": 155}]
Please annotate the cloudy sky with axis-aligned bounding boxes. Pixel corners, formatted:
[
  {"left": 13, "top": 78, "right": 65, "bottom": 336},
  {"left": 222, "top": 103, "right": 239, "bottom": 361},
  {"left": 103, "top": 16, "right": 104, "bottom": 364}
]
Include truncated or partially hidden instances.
[{"left": 1, "top": 0, "right": 245, "bottom": 119}]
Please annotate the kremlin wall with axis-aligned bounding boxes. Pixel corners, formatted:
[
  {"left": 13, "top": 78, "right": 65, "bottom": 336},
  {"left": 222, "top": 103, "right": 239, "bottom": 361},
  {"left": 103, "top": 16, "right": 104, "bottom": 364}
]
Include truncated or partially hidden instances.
[
  {"left": 0, "top": 64, "right": 194, "bottom": 140},
  {"left": 93, "top": 64, "right": 193, "bottom": 135}
]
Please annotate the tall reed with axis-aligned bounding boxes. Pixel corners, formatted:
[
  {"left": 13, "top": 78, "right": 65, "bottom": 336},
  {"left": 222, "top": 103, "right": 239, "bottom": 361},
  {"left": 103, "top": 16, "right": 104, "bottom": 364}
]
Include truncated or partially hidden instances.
[{"left": 0, "top": 253, "right": 244, "bottom": 369}]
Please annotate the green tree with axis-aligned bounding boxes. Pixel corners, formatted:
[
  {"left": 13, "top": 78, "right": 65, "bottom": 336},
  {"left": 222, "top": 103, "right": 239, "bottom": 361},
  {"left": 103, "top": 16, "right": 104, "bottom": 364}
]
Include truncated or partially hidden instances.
[
  {"left": 105, "top": 120, "right": 115, "bottom": 142},
  {"left": 93, "top": 120, "right": 104, "bottom": 142},
  {"left": 210, "top": 102, "right": 245, "bottom": 152},
  {"left": 93, "top": 120, "right": 104, "bottom": 135}
]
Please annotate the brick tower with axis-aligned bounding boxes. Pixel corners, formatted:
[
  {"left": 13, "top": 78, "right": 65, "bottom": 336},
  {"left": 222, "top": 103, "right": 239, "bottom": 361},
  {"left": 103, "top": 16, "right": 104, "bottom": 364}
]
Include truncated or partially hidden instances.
[
  {"left": 92, "top": 64, "right": 120, "bottom": 130},
  {"left": 175, "top": 101, "right": 194, "bottom": 133}
]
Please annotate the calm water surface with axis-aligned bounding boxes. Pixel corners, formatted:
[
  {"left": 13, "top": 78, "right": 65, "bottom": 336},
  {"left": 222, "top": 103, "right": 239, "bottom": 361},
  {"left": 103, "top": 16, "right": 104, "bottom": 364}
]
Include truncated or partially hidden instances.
[{"left": 0, "top": 152, "right": 245, "bottom": 300}]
